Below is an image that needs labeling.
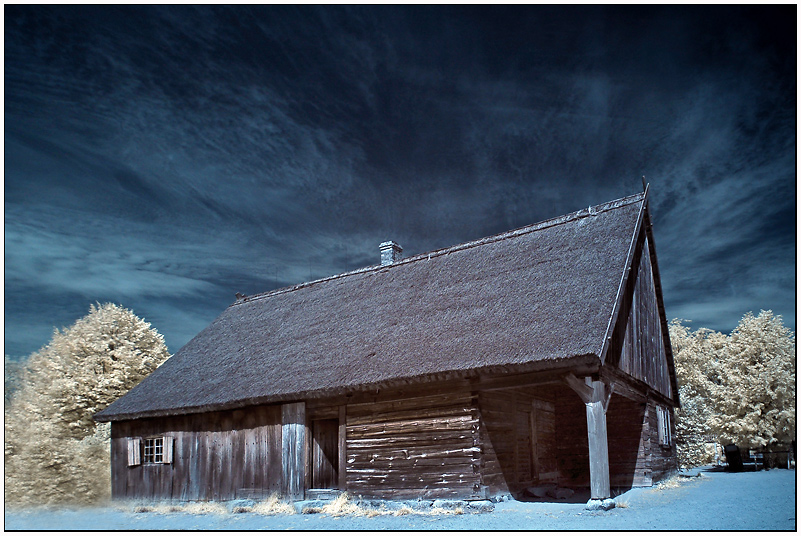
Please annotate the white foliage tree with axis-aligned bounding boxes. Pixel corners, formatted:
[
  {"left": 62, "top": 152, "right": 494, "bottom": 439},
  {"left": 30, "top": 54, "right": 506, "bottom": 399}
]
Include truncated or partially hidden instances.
[
  {"left": 670, "top": 310, "right": 796, "bottom": 468},
  {"left": 707, "top": 311, "right": 796, "bottom": 448},
  {"left": 669, "top": 320, "right": 724, "bottom": 467},
  {"left": 4, "top": 303, "right": 170, "bottom": 506}
]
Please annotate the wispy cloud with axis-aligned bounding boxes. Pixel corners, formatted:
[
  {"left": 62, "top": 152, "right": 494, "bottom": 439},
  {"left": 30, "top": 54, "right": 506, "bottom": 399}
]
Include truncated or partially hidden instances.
[{"left": 4, "top": 5, "right": 794, "bottom": 358}]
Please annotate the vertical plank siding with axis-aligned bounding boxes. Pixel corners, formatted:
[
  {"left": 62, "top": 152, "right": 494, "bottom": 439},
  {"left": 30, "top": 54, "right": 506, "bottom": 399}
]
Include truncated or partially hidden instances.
[
  {"left": 606, "top": 394, "right": 651, "bottom": 487},
  {"left": 616, "top": 236, "right": 673, "bottom": 399},
  {"left": 110, "top": 404, "right": 282, "bottom": 501},
  {"left": 646, "top": 402, "right": 678, "bottom": 482},
  {"left": 281, "top": 402, "right": 306, "bottom": 500}
]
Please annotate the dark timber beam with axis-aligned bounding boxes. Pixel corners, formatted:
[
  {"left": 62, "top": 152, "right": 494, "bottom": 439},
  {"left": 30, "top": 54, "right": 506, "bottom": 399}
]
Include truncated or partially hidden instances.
[
  {"left": 564, "top": 373, "right": 593, "bottom": 402},
  {"left": 599, "top": 366, "right": 674, "bottom": 407},
  {"left": 565, "top": 373, "right": 612, "bottom": 500},
  {"left": 474, "top": 369, "right": 570, "bottom": 392}
]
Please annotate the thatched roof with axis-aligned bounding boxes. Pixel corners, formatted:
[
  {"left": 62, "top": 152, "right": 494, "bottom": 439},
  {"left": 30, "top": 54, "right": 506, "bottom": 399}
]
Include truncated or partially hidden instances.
[{"left": 96, "top": 192, "right": 647, "bottom": 421}]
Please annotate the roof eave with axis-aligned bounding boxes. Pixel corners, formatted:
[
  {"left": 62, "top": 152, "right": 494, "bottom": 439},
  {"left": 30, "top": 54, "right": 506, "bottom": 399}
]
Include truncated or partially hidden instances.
[{"left": 94, "top": 353, "right": 601, "bottom": 422}]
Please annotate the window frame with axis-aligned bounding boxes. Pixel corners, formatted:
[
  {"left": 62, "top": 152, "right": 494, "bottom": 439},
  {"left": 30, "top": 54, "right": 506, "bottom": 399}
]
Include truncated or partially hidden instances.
[
  {"left": 143, "top": 437, "right": 164, "bottom": 464},
  {"left": 656, "top": 405, "right": 672, "bottom": 447},
  {"left": 127, "top": 436, "right": 173, "bottom": 466}
]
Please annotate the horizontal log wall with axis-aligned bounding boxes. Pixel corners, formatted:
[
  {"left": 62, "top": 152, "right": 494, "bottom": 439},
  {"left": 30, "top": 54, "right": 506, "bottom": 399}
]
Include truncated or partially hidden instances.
[
  {"left": 111, "top": 404, "right": 282, "bottom": 501},
  {"left": 344, "top": 385, "right": 482, "bottom": 500}
]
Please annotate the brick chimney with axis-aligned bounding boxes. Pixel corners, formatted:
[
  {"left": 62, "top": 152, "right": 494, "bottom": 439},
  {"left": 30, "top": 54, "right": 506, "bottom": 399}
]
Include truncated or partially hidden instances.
[{"left": 379, "top": 241, "right": 402, "bottom": 265}]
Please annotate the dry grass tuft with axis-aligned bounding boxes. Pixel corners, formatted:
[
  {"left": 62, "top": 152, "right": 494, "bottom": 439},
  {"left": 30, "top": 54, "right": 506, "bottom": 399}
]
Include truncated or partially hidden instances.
[
  {"left": 181, "top": 502, "right": 229, "bottom": 516},
  {"left": 615, "top": 500, "right": 630, "bottom": 509},
  {"left": 250, "top": 494, "right": 296, "bottom": 516},
  {"left": 319, "top": 493, "right": 368, "bottom": 517},
  {"left": 392, "top": 506, "right": 416, "bottom": 516},
  {"left": 132, "top": 503, "right": 178, "bottom": 514},
  {"left": 131, "top": 502, "right": 228, "bottom": 515},
  {"left": 126, "top": 497, "right": 473, "bottom": 518},
  {"left": 654, "top": 476, "right": 682, "bottom": 490},
  {"left": 430, "top": 506, "right": 464, "bottom": 515},
  {"left": 298, "top": 494, "right": 470, "bottom": 518}
]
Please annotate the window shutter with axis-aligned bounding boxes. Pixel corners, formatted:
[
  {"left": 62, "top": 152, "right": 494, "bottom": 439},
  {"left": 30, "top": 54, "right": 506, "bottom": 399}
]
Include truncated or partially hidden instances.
[
  {"left": 162, "top": 436, "right": 173, "bottom": 464},
  {"left": 127, "top": 438, "right": 141, "bottom": 466},
  {"left": 664, "top": 409, "right": 672, "bottom": 447},
  {"left": 656, "top": 407, "right": 666, "bottom": 446}
]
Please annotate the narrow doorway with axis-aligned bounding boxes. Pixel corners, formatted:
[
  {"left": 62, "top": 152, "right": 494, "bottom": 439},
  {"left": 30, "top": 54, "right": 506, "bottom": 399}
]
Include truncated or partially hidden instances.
[
  {"left": 530, "top": 398, "right": 558, "bottom": 482},
  {"left": 311, "top": 418, "right": 339, "bottom": 489}
]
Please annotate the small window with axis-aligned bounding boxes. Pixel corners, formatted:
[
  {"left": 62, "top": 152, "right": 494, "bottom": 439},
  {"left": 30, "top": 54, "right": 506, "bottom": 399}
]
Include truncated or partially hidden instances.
[
  {"left": 656, "top": 406, "right": 672, "bottom": 447},
  {"left": 143, "top": 437, "right": 164, "bottom": 463},
  {"left": 128, "top": 436, "right": 173, "bottom": 466}
]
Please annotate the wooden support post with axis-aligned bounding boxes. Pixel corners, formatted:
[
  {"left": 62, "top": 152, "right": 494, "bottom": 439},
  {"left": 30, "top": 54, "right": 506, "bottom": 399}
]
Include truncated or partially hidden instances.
[
  {"left": 564, "top": 374, "right": 612, "bottom": 500},
  {"left": 338, "top": 405, "right": 347, "bottom": 491},
  {"left": 281, "top": 402, "right": 306, "bottom": 501},
  {"left": 585, "top": 378, "right": 611, "bottom": 500}
]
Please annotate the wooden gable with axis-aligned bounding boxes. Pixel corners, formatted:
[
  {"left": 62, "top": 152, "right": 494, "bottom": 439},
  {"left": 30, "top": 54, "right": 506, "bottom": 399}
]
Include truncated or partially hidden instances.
[
  {"left": 617, "top": 234, "right": 672, "bottom": 398},
  {"left": 603, "top": 204, "right": 678, "bottom": 403},
  {"left": 618, "top": 234, "right": 672, "bottom": 398}
]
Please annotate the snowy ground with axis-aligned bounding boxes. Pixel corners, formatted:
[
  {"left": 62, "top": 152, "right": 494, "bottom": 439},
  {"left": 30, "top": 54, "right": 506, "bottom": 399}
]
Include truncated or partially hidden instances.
[{"left": 5, "top": 467, "right": 796, "bottom": 531}]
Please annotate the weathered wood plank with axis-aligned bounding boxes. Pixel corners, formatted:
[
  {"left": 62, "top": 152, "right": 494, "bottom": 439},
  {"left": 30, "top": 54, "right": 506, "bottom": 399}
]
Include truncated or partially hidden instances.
[
  {"left": 348, "top": 455, "right": 478, "bottom": 467},
  {"left": 347, "top": 404, "right": 475, "bottom": 426},
  {"left": 345, "top": 486, "right": 479, "bottom": 500},
  {"left": 348, "top": 446, "right": 480, "bottom": 460},
  {"left": 267, "top": 405, "right": 283, "bottom": 493},
  {"left": 338, "top": 405, "right": 347, "bottom": 491},
  {"left": 585, "top": 378, "right": 611, "bottom": 499},
  {"left": 347, "top": 464, "right": 477, "bottom": 476},
  {"left": 281, "top": 402, "right": 306, "bottom": 500},
  {"left": 347, "top": 473, "right": 479, "bottom": 486},
  {"left": 347, "top": 432, "right": 476, "bottom": 449},
  {"left": 345, "top": 380, "right": 473, "bottom": 408},
  {"left": 347, "top": 416, "right": 476, "bottom": 437},
  {"left": 349, "top": 412, "right": 476, "bottom": 429},
  {"left": 347, "top": 391, "right": 474, "bottom": 415}
]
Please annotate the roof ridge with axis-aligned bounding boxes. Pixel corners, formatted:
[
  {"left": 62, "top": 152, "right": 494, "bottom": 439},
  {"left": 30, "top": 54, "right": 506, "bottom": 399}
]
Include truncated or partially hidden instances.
[{"left": 233, "top": 191, "right": 646, "bottom": 306}]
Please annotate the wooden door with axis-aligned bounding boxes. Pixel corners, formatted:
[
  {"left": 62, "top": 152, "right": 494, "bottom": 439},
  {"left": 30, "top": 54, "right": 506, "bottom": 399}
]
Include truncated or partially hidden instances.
[
  {"left": 311, "top": 419, "right": 339, "bottom": 489},
  {"left": 531, "top": 398, "right": 558, "bottom": 482}
]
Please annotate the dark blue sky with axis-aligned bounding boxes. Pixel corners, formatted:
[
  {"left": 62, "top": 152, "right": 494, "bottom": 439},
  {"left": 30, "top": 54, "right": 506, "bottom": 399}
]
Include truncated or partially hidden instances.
[{"left": 5, "top": 5, "right": 796, "bottom": 358}]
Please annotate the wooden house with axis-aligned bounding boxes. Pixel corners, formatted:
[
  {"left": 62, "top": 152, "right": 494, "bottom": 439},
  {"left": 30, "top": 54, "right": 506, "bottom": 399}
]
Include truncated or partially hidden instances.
[{"left": 95, "top": 188, "right": 679, "bottom": 503}]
